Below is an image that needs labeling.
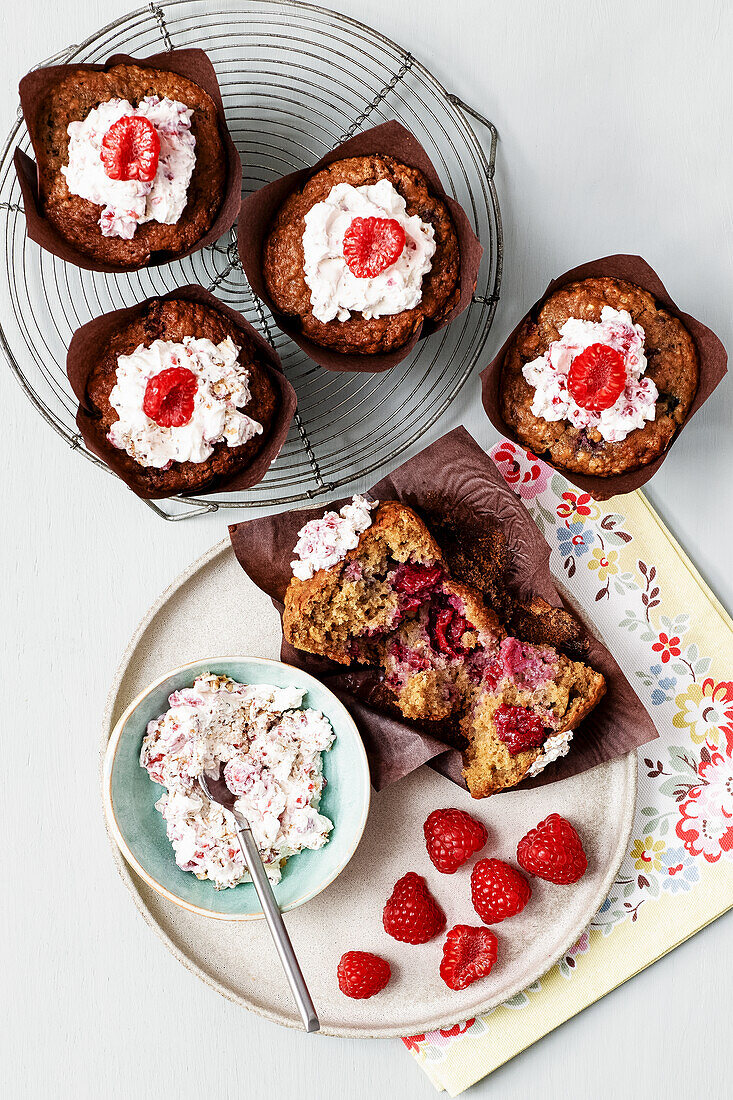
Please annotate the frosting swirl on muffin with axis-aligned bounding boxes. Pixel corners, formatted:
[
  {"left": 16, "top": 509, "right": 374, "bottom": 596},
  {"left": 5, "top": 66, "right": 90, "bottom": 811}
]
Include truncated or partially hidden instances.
[
  {"left": 522, "top": 307, "right": 658, "bottom": 443},
  {"left": 291, "top": 495, "right": 378, "bottom": 580},
  {"left": 302, "top": 180, "right": 436, "bottom": 323},
  {"left": 62, "top": 96, "right": 196, "bottom": 238},
  {"left": 107, "top": 336, "right": 262, "bottom": 467}
]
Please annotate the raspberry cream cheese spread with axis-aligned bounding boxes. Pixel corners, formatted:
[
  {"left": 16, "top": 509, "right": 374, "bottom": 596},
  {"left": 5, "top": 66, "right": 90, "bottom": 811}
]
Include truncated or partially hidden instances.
[
  {"left": 302, "top": 180, "right": 436, "bottom": 323},
  {"left": 524, "top": 730, "right": 574, "bottom": 778},
  {"left": 108, "top": 336, "right": 263, "bottom": 467},
  {"left": 522, "top": 307, "right": 658, "bottom": 443},
  {"left": 140, "top": 674, "right": 335, "bottom": 888},
  {"left": 62, "top": 96, "right": 196, "bottom": 238},
  {"left": 291, "top": 495, "right": 378, "bottom": 580}
]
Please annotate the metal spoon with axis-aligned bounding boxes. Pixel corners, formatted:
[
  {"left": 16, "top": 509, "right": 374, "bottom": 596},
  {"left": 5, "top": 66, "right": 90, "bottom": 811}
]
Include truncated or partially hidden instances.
[{"left": 198, "top": 766, "right": 320, "bottom": 1033}]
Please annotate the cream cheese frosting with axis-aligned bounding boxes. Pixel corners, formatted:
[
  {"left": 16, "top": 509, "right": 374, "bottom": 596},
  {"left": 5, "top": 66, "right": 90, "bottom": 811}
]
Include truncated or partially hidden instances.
[
  {"left": 302, "top": 180, "right": 436, "bottom": 323},
  {"left": 62, "top": 95, "right": 196, "bottom": 239},
  {"left": 522, "top": 306, "right": 658, "bottom": 443},
  {"left": 524, "top": 729, "right": 574, "bottom": 778},
  {"left": 107, "top": 335, "right": 263, "bottom": 468},
  {"left": 291, "top": 495, "right": 378, "bottom": 580},
  {"left": 140, "top": 674, "right": 335, "bottom": 888}
]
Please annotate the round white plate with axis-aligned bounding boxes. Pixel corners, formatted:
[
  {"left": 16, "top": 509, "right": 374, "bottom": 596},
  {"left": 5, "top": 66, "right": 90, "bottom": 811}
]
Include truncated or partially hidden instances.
[{"left": 101, "top": 538, "right": 636, "bottom": 1038}]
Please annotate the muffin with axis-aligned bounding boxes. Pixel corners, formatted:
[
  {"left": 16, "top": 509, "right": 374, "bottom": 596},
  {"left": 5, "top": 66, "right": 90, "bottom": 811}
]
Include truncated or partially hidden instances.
[
  {"left": 27, "top": 62, "right": 227, "bottom": 267},
  {"left": 262, "top": 154, "right": 461, "bottom": 355},
  {"left": 499, "top": 276, "right": 699, "bottom": 477},
  {"left": 284, "top": 499, "right": 605, "bottom": 797},
  {"left": 83, "top": 297, "right": 279, "bottom": 495}
]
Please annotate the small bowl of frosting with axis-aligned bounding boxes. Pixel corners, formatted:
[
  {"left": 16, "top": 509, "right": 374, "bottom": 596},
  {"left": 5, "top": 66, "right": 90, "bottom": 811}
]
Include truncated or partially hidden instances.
[{"left": 102, "top": 656, "right": 371, "bottom": 920}]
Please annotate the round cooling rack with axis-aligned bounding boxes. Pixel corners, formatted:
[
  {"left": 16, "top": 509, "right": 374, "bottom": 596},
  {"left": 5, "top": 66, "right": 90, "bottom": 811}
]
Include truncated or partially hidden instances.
[{"left": 0, "top": 0, "right": 502, "bottom": 520}]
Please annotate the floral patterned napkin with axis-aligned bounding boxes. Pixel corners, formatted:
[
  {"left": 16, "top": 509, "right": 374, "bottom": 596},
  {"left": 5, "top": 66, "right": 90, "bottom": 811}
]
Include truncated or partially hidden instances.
[{"left": 402, "top": 441, "right": 733, "bottom": 1096}]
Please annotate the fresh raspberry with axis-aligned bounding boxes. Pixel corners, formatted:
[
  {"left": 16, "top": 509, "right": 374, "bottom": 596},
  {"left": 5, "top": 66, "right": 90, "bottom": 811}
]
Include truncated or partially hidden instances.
[
  {"left": 567, "top": 343, "right": 626, "bottom": 412},
  {"left": 423, "top": 808, "right": 488, "bottom": 874},
  {"left": 142, "top": 366, "right": 198, "bottom": 428},
  {"left": 337, "top": 951, "right": 391, "bottom": 999},
  {"left": 439, "top": 925, "right": 498, "bottom": 991},
  {"left": 342, "top": 216, "right": 406, "bottom": 278},
  {"left": 517, "top": 813, "right": 588, "bottom": 884},
  {"left": 470, "top": 858, "right": 531, "bottom": 923},
  {"left": 100, "top": 115, "right": 160, "bottom": 182},
  {"left": 493, "top": 704, "right": 547, "bottom": 755},
  {"left": 383, "top": 872, "right": 446, "bottom": 944}
]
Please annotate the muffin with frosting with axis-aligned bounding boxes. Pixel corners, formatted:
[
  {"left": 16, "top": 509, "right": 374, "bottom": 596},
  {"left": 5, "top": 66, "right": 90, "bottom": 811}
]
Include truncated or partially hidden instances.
[
  {"left": 83, "top": 297, "right": 279, "bottom": 495},
  {"left": 25, "top": 61, "right": 228, "bottom": 267},
  {"left": 262, "top": 154, "right": 460, "bottom": 355},
  {"left": 499, "top": 277, "right": 699, "bottom": 476}
]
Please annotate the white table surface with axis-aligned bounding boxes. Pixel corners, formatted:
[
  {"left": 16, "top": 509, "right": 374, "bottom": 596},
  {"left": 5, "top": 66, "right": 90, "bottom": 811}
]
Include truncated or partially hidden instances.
[{"left": 2, "top": 1, "right": 731, "bottom": 1096}]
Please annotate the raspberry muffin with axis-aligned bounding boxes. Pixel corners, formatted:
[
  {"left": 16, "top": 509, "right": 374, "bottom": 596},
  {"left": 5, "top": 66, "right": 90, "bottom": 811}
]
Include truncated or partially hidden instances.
[
  {"left": 283, "top": 499, "right": 605, "bottom": 797},
  {"left": 262, "top": 154, "right": 461, "bottom": 355},
  {"left": 83, "top": 297, "right": 278, "bottom": 495},
  {"left": 26, "top": 62, "right": 227, "bottom": 266},
  {"left": 499, "top": 277, "right": 699, "bottom": 476}
]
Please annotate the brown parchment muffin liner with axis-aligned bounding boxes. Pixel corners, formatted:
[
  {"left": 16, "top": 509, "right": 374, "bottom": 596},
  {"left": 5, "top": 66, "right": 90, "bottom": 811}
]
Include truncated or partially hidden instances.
[
  {"left": 67, "top": 284, "right": 297, "bottom": 500},
  {"left": 237, "top": 120, "right": 484, "bottom": 373},
  {"left": 481, "top": 254, "right": 728, "bottom": 500},
  {"left": 15, "top": 49, "right": 241, "bottom": 273},
  {"left": 229, "top": 426, "right": 657, "bottom": 794}
]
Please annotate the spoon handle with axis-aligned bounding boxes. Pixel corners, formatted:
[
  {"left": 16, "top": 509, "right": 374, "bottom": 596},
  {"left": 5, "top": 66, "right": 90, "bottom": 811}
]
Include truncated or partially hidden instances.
[{"left": 234, "top": 816, "right": 320, "bottom": 1033}]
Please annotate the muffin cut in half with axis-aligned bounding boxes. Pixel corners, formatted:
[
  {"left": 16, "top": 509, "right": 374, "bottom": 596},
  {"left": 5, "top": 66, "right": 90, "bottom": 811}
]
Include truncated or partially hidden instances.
[{"left": 284, "top": 502, "right": 606, "bottom": 797}]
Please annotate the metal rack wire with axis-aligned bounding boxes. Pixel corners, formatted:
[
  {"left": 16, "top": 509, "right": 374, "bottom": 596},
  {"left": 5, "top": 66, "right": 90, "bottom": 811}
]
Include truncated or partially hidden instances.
[{"left": 0, "top": 0, "right": 502, "bottom": 519}]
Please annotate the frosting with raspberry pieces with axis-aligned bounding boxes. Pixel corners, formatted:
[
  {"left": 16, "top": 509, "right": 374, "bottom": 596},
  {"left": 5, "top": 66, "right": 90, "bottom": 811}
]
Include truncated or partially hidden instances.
[
  {"left": 140, "top": 674, "right": 335, "bottom": 888},
  {"left": 522, "top": 306, "right": 658, "bottom": 443},
  {"left": 302, "top": 180, "right": 436, "bottom": 323},
  {"left": 61, "top": 96, "right": 196, "bottom": 238},
  {"left": 107, "top": 336, "right": 263, "bottom": 468},
  {"left": 524, "top": 729, "right": 574, "bottom": 778},
  {"left": 291, "top": 495, "right": 378, "bottom": 580}
]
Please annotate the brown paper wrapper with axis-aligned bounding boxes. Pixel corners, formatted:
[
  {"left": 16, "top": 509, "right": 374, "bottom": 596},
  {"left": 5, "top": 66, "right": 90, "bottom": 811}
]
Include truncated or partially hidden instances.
[
  {"left": 16, "top": 49, "right": 241, "bottom": 273},
  {"left": 66, "top": 284, "right": 297, "bottom": 500},
  {"left": 237, "top": 120, "right": 484, "bottom": 372},
  {"left": 480, "top": 254, "right": 728, "bottom": 500},
  {"left": 229, "top": 426, "right": 657, "bottom": 793}
]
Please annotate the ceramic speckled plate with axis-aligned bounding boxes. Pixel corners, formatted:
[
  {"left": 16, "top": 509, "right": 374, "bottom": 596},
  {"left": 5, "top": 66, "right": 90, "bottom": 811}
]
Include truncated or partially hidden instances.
[{"left": 101, "top": 538, "right": 636, "bottom": 1038}]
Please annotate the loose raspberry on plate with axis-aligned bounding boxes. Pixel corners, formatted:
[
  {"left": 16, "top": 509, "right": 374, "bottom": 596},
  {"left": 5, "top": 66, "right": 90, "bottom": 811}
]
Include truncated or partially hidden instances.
[
  {"left": 423, "top": 808, "right": 488, "bottom": 874},
  {"left": 439, "top": 925, "right": 498, "bottom": 990},
  {"left": 493, "top": 704, "right": 547, "bottom": 755},
  {"left": 517, "top": 813, "right": 588, "bottom": 884},
  {"left": 567, "top": 342, "right": 626, "bottom": 412},
  {"left": 143, "top": 366, "right": 198, "bottom": 428},
  {"left": 337, "top": 950, "right": 391, "bottom": 999},
  {"left": 383, "top": 871, "right": 446, "bottom": 944},
  {"left": 471, "top": 858, "right": 531, "bottom": 923},
  {"left": 100, "top": 115, "right": 161, "bottom": 182},
  {"left": 342, "top": 216, "right": 406, "bottom": 278}
]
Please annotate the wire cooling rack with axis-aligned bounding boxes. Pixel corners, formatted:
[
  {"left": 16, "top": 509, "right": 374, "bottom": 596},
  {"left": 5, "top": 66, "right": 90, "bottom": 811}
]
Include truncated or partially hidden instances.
[{"left": 0, "top": 0, "right": 502, "bottom": 519}]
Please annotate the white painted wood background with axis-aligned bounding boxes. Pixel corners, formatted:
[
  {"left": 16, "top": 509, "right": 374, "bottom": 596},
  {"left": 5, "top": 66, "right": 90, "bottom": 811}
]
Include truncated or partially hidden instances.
[{"left": 2, "top": 2, "right": 731, "bottom": 1097}]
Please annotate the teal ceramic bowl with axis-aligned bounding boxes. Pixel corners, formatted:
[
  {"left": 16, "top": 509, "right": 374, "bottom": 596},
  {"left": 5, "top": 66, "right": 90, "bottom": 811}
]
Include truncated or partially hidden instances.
[{"left": 102, "top": 656, "right": 371, "bottom": 920}]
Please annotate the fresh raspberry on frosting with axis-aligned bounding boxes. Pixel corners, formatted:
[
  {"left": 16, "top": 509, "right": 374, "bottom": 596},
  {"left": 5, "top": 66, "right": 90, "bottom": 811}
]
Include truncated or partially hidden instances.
[
  {"left": 101, "top": 115, "right": 161, "bottom": 182},
  {"left": 342, "top": 216, "right": 406, "bottom": 278},
  {"left": 567, "top": 343, "right": 627, "bottom": 412},
  {"left": 143, "top": 366, "right": 198, "bottom": 428}
]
